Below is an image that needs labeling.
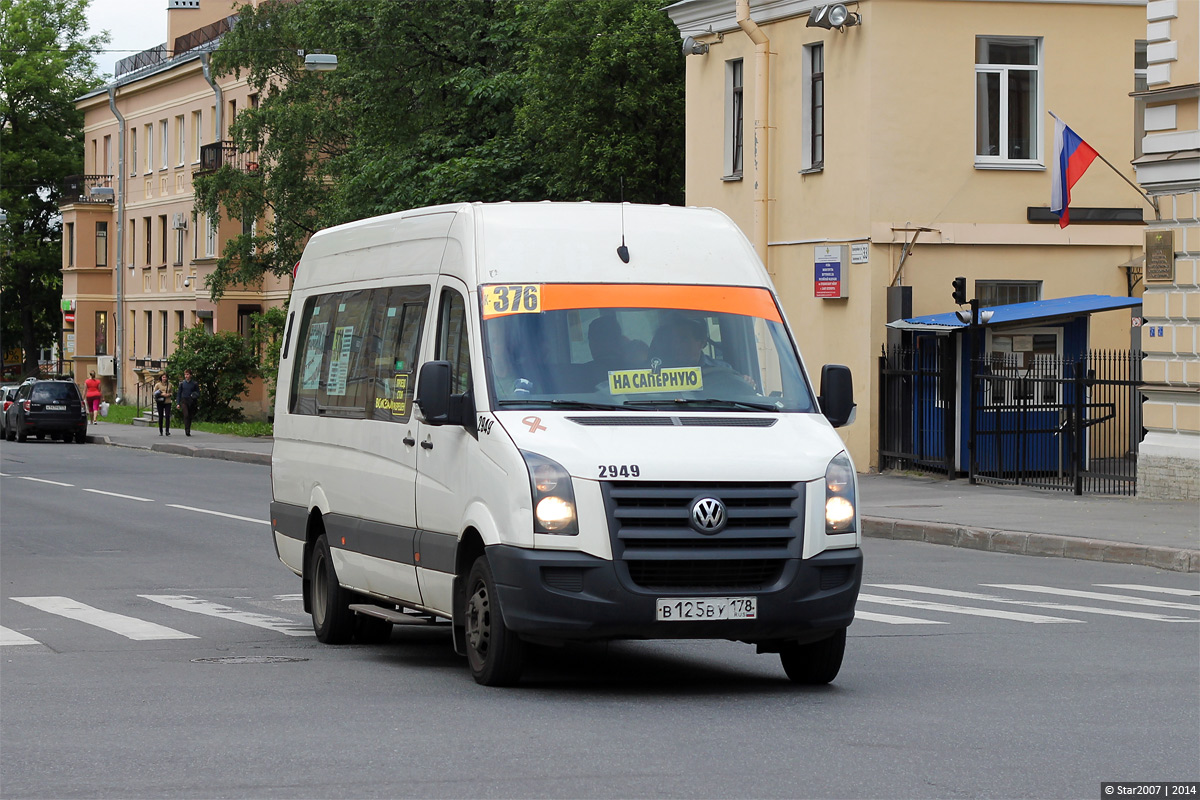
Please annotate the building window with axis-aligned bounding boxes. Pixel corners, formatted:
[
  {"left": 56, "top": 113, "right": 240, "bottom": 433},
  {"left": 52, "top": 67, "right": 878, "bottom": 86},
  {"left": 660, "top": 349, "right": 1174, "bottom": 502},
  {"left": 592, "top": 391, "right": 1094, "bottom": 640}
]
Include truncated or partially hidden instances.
[
  {"left": 175, "top": 311, "right": 185, "bottom": 346},
  {"left": 95, "top": 222, "right": 108, "bottom": 267},
  {"left": 176, "top": 115, "right": 185, "bottom": 165},
  {"left": 129, "top": 217, "right": 136, "bottom": 266},
  {"left": 130, "top": 127, "right": 137, "bottom": 176},
  {"left": 976, "top": 280, "right": 1041, "bottom": 308},
  {"left": 237, "top": 304, "right": 261, "bottom": 340},
  {"left": 975, "top": 37, "right": 1042, "bottom": 167},
  {"left": 159, "top": 215, "right": 168, "bottom": 264},
  {"left": 95, "top": 311, "right": 107, "bottom": 355},
  {"left": 175, "top": 226, "right": 185, "bottom": 266},
  {"left": 66, "top": 222, "right": 75, "bottom": 267},
  {"left": 145, "top": 310, "right": 153, "bottom": 356},
  {"left": 160, "top": 119, "right": 168, "bottom": 169},
  {"left": 193, "top": 110, "right": 203, "bottom": 162},
  {"left": 103, "top": 134, "right": 111, "bottom": 174},
  {"left": 205, "top": 214, "right": 218, "bottom": 257},
  {"left": 143, "top": 217, "right": 152, "bottom": 265},
  {"left": 725, "top": 59, "right": 744, "bottom": 179},
  {"left": 145, "top": 123, "right": 153, "bottom": 173},
  {"left": 803, "top": 43, "right": 824, "bottom": 172},
  {"left": 160, "top": 311, "right": 169, "bottom": 356}
]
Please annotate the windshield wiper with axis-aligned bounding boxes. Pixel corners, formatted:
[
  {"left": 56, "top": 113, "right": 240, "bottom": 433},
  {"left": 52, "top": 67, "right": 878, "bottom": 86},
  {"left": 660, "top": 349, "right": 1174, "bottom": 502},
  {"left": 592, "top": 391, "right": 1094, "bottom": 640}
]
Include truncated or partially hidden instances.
[
  {"left": 623, "top": 398, "right": 780, "bottom": 412},
  {"left": 497, "top": 399, "right": 629, "bottom": 411}
]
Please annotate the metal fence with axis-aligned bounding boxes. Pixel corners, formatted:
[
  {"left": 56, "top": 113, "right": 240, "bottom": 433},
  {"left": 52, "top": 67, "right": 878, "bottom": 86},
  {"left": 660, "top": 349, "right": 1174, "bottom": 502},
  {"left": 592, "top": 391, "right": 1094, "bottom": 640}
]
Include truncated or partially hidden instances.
[{"left": 879, "top": 341, "right": 955, "bottom": 474}]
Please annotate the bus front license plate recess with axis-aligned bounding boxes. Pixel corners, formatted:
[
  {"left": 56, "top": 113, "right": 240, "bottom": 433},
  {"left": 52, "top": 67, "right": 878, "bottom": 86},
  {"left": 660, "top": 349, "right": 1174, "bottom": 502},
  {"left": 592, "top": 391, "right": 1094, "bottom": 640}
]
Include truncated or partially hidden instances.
[{"left": 656, "top": 597, "right": 757, "bottom": 621}]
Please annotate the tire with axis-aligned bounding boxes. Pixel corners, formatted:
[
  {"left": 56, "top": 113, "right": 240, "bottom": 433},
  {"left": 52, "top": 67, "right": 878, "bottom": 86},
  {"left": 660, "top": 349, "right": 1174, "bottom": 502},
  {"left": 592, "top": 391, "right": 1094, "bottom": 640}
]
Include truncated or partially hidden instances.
[
  {"left": 463, "top": 555, "right": 524, "bottom": 686},
  {"left": 779, "top": 628, "right": 846, "bottom": 685},
  {"left": 75, "top": 429, "right": 87, "bottom": 444},
  {"left": 17, "top": 427, "right": 26, "bottom": 443},
  {"left": 309, "top": 534, "right": 355, "bottom": 644}
]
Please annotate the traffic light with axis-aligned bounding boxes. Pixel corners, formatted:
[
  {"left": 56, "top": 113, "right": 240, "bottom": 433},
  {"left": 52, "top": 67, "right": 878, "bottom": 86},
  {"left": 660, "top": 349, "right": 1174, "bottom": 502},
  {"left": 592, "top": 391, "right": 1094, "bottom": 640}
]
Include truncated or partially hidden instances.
[{"left": 952, "top": 276, "right": 967, "bottom": 305}]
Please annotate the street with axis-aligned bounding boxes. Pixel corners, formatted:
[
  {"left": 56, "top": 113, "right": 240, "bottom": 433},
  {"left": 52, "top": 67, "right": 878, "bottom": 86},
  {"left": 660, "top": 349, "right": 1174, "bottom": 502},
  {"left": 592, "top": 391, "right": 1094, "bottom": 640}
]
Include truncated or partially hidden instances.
[{"left": 2, "top": 441, "right": 1197, "bottom": 799}]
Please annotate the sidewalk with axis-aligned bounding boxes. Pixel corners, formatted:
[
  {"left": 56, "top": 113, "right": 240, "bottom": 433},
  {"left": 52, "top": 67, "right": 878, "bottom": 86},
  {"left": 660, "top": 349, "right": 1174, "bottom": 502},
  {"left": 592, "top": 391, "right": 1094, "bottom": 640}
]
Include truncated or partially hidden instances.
[{"left": 87, "top": 422, "right": 1200, "bottom": 573}]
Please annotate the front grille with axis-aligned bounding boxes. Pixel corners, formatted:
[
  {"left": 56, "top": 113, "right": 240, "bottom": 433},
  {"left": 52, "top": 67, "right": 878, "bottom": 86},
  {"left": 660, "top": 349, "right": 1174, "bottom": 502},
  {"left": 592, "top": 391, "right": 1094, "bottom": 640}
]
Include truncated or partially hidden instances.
[{"left": 603, "top": 481, "right": 803, "bottom": 591}]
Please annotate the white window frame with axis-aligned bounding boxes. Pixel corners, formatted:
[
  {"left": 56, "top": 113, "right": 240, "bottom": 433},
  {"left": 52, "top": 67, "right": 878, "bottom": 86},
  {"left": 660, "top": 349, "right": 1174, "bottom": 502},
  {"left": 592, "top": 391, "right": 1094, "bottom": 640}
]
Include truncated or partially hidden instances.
[
  {"left": 176, "top": 115, "right": 186, "bottom": 166},
  {"left": 205, "top": 214, "right": 218, "bottom": 258},
  {"left": 130, "top": 127, "right": 138, "bottom": 177},
  {"left": 974, "top": 36, "right": 1044, "bottom": 170},
  {"left": 160, "top": 119, "right": 168, "bottom": 170},
  {"left": 193, "top": 110, "right": 203, "bottom": 162},
  {"left": 145, "top": 123, "right": 154, "bottom": 174},
  {"left": 801, "top": 43, "right": 824, "bottom": 173},
  {"left": 723, "top": 59, "right": 744, "bottom": 180}
]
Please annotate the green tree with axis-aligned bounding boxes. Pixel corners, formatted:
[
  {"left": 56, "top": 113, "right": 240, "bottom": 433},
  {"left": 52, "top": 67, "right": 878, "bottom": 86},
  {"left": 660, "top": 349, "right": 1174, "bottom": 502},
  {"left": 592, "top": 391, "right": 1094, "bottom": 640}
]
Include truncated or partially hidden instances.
[
  {"left": 249, "top": 303, "right": 287, "bottom": 410},
  {"left": 168, "top": 325, "right": 260, "bottom": 422},
  {"left": 0, "top": 0, "right": 106, "bottom": 376},
  {"left": 193, "top": 0, "right": 684, "bottom": 297}
]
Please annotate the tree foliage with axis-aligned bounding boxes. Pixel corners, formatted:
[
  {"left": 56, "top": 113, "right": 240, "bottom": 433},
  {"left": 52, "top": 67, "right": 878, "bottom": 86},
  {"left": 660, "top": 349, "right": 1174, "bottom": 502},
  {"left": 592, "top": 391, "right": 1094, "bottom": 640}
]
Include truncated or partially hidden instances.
[
  {"left": 193, "top": 0, "right": 683, "bottom": 298},
  {"left": 167, "top": 325, "right": 260, "bottom": 422},
  {"left": 0, "top": 0, "right": 106, "bottom": 376},
  {"left": 248, "top": 303, "right": 287, "bottom": 409}
]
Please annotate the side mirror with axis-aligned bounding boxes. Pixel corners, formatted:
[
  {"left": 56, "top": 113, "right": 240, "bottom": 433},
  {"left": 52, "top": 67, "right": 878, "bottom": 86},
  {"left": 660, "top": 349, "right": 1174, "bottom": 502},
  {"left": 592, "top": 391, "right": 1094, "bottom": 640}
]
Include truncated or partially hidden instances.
[
  {"left": 416, "top": 361, "right": 451, "bottom": 424},
  {"left": 819, "top": 364, "right": 856, "bottom": 428}
]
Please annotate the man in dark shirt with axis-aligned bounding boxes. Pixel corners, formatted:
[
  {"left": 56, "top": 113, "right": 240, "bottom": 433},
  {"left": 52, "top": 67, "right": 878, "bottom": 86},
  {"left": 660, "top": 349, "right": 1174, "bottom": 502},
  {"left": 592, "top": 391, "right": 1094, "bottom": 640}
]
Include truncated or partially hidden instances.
[{"left": 175, "top": 369, "right": 200, "bottom": 437}]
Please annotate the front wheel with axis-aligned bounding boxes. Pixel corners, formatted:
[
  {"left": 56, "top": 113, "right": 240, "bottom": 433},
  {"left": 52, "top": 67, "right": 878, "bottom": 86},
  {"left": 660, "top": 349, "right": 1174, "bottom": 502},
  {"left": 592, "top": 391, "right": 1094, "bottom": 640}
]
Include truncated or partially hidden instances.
[
  {"left": 463, "top": 556, "right": 524, "bottom": 686},
  {"left": 779, "top": 628, "right": 846, "bottom": 685},
  {"left": 310, "top": 534, "right": 355, "bottom": 643}
]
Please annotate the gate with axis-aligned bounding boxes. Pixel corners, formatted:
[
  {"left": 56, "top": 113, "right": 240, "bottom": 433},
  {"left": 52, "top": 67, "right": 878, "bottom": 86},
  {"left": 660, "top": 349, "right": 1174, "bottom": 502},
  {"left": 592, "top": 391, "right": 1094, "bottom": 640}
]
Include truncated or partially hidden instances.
[
  {"left": 879, "top": 340, "right": 955, "bottom": 474},
  {"left": 969, "top": 349, "right": 1142, "bottom": 496}
]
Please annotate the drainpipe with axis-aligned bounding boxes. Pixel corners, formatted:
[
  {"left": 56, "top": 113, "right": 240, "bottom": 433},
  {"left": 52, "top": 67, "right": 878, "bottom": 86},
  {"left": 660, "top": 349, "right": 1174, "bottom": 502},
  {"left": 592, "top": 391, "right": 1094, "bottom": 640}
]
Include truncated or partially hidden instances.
[
  {"left": 107, "top": 85, "right": 126, "bottom": 401},
  {"left": 736, "top": 0, "right": 770, "bottom": 274},
  {"left": 200, "top": 52, "right": 224, "bottom": 145}
]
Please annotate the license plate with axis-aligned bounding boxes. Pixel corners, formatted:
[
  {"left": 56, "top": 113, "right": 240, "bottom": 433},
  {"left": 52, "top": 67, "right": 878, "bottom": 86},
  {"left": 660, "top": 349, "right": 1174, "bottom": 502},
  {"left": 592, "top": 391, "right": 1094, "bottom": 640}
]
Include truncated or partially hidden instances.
[
  {"left": 46, "top": 405, "right": 66, "bottom": 411},
  {"left": 656, "top": 597, "right": 757, "bottom": 621}
]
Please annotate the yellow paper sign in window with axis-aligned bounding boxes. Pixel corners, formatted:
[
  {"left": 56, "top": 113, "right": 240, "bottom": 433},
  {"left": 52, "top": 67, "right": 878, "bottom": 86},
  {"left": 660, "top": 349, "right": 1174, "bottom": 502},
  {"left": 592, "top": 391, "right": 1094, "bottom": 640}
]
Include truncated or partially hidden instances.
[
  {"left": 482, "top": 284, "right": 541, "bottom": 318},
  {"left": 608, "top": 367, "right": 703, "bottom": 394}
]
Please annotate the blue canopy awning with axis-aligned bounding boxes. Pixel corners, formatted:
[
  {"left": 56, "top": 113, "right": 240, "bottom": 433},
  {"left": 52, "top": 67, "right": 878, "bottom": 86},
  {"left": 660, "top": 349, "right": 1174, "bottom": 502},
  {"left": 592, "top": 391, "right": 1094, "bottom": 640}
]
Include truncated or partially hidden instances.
[{"left": 886, "top": 294, "right": 1142, "bottom": 332}]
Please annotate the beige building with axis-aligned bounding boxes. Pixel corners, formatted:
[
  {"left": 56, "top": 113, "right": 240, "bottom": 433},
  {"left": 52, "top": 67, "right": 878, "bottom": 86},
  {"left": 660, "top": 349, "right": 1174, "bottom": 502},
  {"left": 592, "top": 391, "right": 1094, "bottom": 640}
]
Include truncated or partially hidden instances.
[
  {"left": 1132, "top": 0, "right": 1199, "bottom": 499},
  {"left": 666, "top": 0, "right": 1149, "bottom": 471},
  {"left": 59, "top": 0, "right": 285, "bottom": 417}
]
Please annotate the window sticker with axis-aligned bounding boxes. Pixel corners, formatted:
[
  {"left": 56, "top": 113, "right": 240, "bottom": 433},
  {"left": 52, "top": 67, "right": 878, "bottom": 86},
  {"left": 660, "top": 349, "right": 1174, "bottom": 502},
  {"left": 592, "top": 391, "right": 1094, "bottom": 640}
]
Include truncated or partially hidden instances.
[
  {"left": 326, "top": 325, "right": 354, "bottom": 396},
  {"left": 300, "top": 322, "right": 327, "bottom": 390},
  {"left": 483, "top": 284, "right": 541, "bottom": 317},
  {"left": 608, "top": 367, "right": 703, "bottom": 394}
]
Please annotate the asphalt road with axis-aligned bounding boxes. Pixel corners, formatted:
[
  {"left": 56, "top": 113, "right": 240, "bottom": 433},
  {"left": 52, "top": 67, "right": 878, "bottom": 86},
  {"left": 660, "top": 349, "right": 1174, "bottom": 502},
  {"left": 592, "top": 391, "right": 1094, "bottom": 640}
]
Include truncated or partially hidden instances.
[{"left": 2, "top": 440, "right": 1197, "bottom": 799}]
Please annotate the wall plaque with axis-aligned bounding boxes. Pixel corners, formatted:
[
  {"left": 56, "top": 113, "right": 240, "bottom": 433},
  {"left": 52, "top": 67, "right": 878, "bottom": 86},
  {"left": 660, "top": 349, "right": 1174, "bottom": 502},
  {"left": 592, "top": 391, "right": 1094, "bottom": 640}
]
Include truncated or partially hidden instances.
[{"left": 1145, "top": 230, "right": 1175, "bottom": 282}]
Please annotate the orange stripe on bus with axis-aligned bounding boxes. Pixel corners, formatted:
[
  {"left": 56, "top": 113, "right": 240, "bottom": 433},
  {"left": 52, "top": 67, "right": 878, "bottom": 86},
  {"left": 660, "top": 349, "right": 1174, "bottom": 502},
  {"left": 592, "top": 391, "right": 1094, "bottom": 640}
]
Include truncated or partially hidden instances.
[{"left": 483, "top": 284, "right": 781, "bottom": 322}]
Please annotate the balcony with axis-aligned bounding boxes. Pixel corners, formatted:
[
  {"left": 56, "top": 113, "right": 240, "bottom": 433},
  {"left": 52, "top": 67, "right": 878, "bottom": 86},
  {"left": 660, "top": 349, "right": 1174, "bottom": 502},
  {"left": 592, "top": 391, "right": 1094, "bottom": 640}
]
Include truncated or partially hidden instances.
[
  {"left": 59, "top": 175, "right": 115, "bottom": 205},
  {"left": 195, "top": 142, "right": 258, "bottom": 175}
]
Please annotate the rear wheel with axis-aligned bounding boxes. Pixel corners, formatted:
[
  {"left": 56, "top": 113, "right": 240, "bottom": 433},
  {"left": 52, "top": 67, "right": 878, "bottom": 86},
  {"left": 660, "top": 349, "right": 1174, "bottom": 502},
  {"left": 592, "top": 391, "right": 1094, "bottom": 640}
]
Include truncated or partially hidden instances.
[
  {"left": 17, "top": 427, "right": 26, "bottom": 442},
  {"left": 779, "top": 628, "right": 846, "bottom": 685},
  {"left": 310, "top": 534, "right": 355, "bottom": 644},
  {"left": 75, "top": 429, "right": 87, "bottom": 443},
  {"left": 463, "top": 555, "right": 524, "bottom": 686}
]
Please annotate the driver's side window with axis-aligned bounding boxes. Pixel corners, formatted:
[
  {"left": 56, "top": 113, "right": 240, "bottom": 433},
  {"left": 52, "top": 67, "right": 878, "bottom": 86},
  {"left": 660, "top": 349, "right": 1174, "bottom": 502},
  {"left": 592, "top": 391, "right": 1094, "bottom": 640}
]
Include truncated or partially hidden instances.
[{"left": 437, "top": 289, "right": 471, "bottom": 396}]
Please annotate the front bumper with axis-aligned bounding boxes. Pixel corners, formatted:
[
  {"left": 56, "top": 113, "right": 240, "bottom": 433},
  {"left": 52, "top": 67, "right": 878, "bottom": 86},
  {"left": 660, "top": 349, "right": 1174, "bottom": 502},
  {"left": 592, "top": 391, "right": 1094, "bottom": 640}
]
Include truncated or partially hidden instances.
[{"left": 486, "top": 545, "right": 862, "bottom": 644}]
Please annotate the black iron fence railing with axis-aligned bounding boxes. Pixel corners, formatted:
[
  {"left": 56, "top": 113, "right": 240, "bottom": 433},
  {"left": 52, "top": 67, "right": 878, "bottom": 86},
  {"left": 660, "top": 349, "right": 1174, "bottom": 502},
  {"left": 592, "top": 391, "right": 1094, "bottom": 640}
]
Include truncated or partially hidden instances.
[
  {"left": 879, "top": 342, "right": 956, "bottom": 474},
  {"left": 60, "top": 174, "right": 114, "bottom": 204},
  {"left": 196, "top": 142, "right": 259, "bottom": 174}
]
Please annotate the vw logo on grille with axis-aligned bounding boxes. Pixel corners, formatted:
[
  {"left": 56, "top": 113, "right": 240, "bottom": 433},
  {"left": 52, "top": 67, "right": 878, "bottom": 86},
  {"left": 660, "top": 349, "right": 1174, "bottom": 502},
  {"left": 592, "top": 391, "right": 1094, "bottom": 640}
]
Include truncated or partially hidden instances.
[{"left": 690, "top": 497, "right": 727, "bottom": 534}]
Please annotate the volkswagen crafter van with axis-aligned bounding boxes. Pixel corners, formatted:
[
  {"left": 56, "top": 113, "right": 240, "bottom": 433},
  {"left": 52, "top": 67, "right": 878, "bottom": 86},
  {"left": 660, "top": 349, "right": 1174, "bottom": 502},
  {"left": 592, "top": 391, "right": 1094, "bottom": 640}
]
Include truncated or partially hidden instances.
[{"left": 270, "top": 202, "right": 862, "bottom": 686}]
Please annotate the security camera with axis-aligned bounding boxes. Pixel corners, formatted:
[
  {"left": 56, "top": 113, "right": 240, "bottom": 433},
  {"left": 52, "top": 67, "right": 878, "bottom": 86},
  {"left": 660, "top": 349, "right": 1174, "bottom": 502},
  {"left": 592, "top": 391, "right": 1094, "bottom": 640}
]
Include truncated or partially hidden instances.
[{"left": 183, "top": 276, "right": 193, "bottom": 287}]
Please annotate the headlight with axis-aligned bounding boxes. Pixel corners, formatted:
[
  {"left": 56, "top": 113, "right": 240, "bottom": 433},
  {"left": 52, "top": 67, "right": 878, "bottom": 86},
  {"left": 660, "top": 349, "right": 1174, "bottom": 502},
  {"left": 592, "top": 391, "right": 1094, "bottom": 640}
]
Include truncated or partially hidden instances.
[
  {"left": 825, "top": 451, "right": 857, "bottom": 534},
  {"left": 522, "top": 451, "right": 578, "bottom": 536}
]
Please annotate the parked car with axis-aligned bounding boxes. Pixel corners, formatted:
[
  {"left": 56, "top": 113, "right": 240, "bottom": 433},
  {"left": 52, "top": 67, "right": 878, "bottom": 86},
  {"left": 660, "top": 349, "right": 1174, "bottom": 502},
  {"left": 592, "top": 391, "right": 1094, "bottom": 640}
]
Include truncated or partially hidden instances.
[
  {"left": 0, "top": 384, "right": 19, "bottom": 439},
  {"left": 4, "top": 379, "right": 88, "bottom": 443}
]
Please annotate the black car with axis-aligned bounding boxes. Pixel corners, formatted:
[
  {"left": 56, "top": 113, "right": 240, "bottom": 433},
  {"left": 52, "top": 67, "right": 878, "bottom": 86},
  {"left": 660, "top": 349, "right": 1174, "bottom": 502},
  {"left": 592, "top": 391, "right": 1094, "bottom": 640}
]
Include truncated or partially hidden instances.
[
  {"left": 0, "top": 384, "right": 19, "bottom": 439},
  {"left": 5, "top": 379, "right": 88, "bottom": 443}
]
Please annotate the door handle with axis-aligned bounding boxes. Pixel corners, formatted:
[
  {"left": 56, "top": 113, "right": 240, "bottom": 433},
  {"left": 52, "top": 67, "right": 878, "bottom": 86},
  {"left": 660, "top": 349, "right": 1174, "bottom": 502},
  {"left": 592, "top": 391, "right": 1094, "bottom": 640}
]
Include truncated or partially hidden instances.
[
  {"left": 403, "top": 435, "right": 416, "bottom": 447},
  {"left": 420, "top": 438, "right": 434, "bottom": 450}
]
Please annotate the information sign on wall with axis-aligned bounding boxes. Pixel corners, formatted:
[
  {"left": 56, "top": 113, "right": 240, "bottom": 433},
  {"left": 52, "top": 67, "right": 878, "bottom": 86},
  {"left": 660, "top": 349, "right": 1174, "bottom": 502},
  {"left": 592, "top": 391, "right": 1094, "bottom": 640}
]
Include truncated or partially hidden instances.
[
  {"left": 1145, "top": 230, "right": 1175, "bottom": 282},
  {"left": 814, "top": 245, "right": 847, "bottom": 299}
]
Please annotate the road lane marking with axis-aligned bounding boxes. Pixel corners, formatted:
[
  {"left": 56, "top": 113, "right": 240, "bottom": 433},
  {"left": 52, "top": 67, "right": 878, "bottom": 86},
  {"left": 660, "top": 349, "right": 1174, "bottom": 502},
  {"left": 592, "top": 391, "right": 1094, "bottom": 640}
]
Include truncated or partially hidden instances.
[
  {"left": 17, "top": 477, "right": 74, "bottom": 487},
  {"left": 139, "top": 595, "right": 314, "bottom": 637},
  {"left": 983, "top": 584, "right": 1199, "bottom": 612},
  {"left": 869, "top": 584, "right": 1197, "bottom": 622},
  {"left": 858, "top": 593, "right": 1082, "bottom": 623},
  {"left": 0, "top": 626, "right": 40, "bottom": 646},
  {"left": 855, "top": 610, "right": 947, "bottom": 625},
  {"left": 166, "top": 504, "right": 269, "bottom": 525},
  {"left": 1094, "top": 584, "right": 1200, "bottom": 598},
  {"left": 11, "top": 596, "right": 197, "bottom": 640},
  {"left": 83, "top": 488, "right": 154, "bottom": 502}
]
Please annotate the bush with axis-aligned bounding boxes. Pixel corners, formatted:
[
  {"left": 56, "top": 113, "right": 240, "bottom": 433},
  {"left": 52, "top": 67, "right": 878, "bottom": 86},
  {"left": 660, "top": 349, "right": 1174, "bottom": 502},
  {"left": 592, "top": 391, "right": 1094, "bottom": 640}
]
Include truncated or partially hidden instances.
[{"left": 168, "top": 326, "right": 260, "bottom": 422}]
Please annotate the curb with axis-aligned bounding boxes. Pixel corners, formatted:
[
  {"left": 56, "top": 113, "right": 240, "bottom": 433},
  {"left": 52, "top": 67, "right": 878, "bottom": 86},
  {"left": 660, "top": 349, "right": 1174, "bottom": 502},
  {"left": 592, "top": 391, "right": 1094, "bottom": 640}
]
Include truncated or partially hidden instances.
[
  {"left": 862, "top": 516, "right": 1200, "bottom": 573},
  {"left": 91, "top": 435, "right": 271, "bottom": 466}
]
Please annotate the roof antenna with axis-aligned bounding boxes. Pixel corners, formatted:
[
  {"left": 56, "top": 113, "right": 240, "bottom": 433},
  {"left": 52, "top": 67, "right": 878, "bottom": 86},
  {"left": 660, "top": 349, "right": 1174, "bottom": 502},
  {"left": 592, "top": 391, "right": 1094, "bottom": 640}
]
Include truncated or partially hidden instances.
[{"left": 616, "top": 177, "right": 630, "bottom": 263}]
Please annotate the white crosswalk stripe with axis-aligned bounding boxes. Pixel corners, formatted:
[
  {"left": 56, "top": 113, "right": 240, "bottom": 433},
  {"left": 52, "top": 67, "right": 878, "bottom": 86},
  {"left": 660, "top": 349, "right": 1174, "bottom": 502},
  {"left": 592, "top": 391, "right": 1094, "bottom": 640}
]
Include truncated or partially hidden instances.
[
  {"left": 868, "top": 584, "right": 1197, "bottom": 623},
  {"left": 983, "top": 584, "right": 1200, "bottom": 612},
  {"left": 1094, "top": 584, "right": 1200, "bottom": 598},
  {"left": 11, "top": 596, "right": 197, "bottom": 640},
  {"left": 0, "top": 625, "right": 40, "bottom": 646},
  {"left": 139, "top": 594, "right": 314, "bottom": 637},
  {"left": 857, "top": 593, "right": 1082, "bottom": 623},
  {"left": 855, "top": 609, "right": 947, "bottom": 625}
]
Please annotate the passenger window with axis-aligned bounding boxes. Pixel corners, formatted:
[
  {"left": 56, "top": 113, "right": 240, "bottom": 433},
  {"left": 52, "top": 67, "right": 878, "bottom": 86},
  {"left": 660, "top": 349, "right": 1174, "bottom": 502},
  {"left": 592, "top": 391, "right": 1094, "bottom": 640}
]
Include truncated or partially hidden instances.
[
  {"left": 369, "top": 286, "right": 429, "bottom": 422},
  {"left": 322, "top": 290, "right": 372, "bottom": 414},
  {"left": 291, "top": 295, "right": 337, "bottom": 416},
  {"left": 437, "top": 290, "right": 471, "bottom": 396}
]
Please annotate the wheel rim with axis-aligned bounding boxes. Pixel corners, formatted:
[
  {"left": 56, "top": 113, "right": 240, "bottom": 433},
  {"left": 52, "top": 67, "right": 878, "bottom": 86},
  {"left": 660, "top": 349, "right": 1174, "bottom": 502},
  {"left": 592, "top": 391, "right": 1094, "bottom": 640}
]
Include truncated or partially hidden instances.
[
  {"left": 465, "top": 578, "right": 491, "bottom": 663},
  {"left": 312, "top": 549, "right": 328, "bottom": 627}
]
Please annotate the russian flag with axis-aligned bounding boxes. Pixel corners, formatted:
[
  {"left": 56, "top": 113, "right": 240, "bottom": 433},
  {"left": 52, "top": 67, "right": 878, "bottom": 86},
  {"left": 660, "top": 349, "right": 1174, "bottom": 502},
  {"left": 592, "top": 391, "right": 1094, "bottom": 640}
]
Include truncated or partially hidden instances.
[{"left": 1050, "top": 116, "right": 1098, "bottom": 228}]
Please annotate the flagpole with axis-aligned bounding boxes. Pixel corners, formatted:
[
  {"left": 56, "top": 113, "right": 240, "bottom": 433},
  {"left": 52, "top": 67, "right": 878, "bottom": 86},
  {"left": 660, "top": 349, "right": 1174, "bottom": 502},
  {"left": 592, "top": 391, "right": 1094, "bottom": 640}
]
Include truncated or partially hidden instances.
[{"left": 1049, "top": 111, "right": 1160, "bottom": 219}]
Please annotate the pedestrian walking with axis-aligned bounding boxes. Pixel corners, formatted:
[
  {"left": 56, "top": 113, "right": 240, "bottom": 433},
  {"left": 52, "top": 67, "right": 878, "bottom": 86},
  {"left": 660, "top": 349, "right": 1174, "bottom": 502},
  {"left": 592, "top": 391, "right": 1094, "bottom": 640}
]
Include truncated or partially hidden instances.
[
  {"left": 175, "top": 369, "right": 200, "bottom": 436},
  {"left": 153, "top": 373, "right": 172, "bottom": 436},
  {"left": 84, "top": 371, "right": 102, "bottom": 423}
]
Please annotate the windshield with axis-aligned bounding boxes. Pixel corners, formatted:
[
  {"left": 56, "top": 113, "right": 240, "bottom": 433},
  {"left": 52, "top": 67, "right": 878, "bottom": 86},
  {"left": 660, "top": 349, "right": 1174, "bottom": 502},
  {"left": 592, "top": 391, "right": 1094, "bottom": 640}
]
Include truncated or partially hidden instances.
[{"left": 480, "top": 283, "right": 815, "bottom": 412}]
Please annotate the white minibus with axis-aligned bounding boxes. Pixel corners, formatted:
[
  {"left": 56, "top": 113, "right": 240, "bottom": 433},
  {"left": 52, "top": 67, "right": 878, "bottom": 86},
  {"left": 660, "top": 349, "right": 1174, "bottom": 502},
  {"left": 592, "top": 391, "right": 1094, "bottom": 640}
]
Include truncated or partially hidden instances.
[{"left": 270, "top": 202, "right": 862, "bottom": 686}]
